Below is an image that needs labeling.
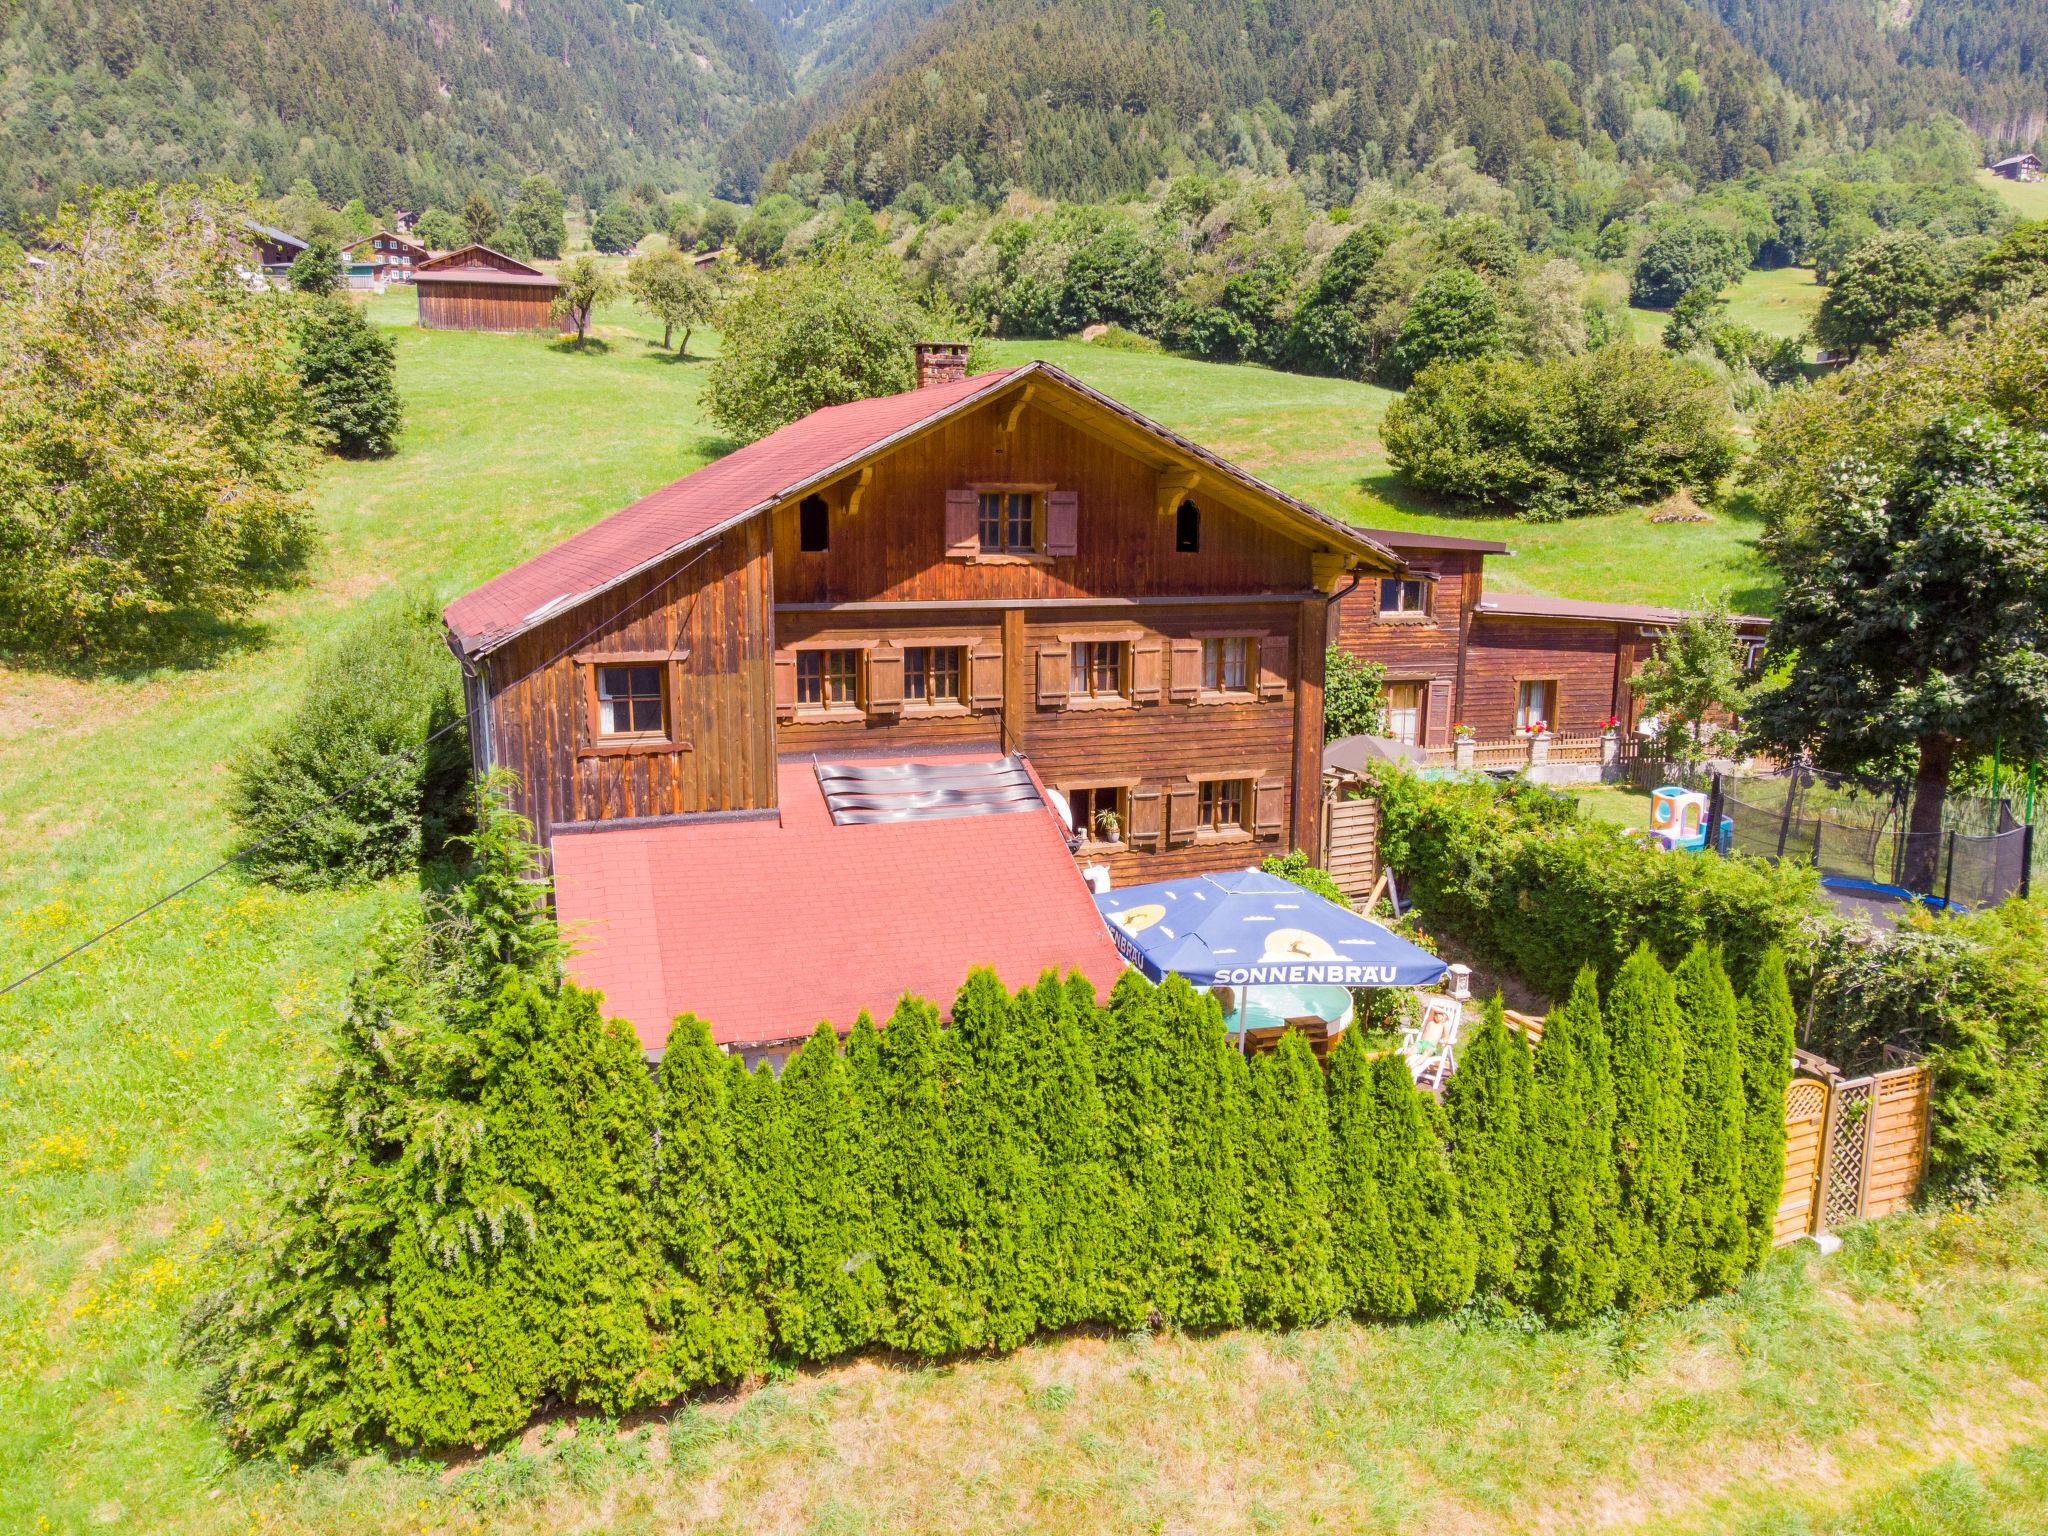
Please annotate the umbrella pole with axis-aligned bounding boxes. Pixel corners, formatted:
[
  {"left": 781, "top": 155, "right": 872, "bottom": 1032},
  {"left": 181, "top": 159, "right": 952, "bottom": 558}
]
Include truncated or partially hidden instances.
[{"left": 1241, "top": 987, "right": 1251, "bottom": 1056}]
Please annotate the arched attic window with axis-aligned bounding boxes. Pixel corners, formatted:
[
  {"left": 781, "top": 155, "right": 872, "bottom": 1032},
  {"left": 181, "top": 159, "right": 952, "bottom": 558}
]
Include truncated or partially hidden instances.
[
  {"left": 798, "top": 493, "right": 830, "bottom": 552},
  {"left": 1175, "top": 498, "right": 1201, "bottom": 553}
]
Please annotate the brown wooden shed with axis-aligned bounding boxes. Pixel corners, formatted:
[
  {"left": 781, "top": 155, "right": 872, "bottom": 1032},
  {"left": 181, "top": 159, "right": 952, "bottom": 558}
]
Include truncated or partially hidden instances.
[{"left": 413, "top": 245, "right": 560, "bottom": 333}]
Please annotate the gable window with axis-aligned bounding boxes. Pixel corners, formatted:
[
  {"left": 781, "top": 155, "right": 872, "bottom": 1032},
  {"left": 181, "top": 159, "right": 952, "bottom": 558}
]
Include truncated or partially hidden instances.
[
  {"left": 1070, "top": 640, "right": 1126, "bottom": 700},
  {"left": 596, "top": 665, "right": 665, "bottom": 740},
  {"left": 1515, "top": 679, "right": 1558, "bottom": 734},
  {"left": 1175, "top": 499, "right": 1201, "bottom": 553},
  {"left": 978, "top": 490, "right": 1037, "bottom": 554},
  {"left": 1070, "top": 785, "right": 1129, "bottom": 845},
  {"left": 1197, "top": 778, "right": 1248, "bottom": 835},
  {"left": 798, "top": 493, "right": 830, "bottom": 552},
  {"left": 904, "top": 645, "right": 964, "bottom": 706},
  {"left": 797, "top": 649, "right": 861, "bottom": 709},
  {"left": 1380, "top": 577, "right": 1429, "bottom": 616},
  {"left": 1383, "top": 681, "right": 1423, "bottom": 745},
  {"left": 1201, "top": 636, "right": 1251, "bottom": 694}
]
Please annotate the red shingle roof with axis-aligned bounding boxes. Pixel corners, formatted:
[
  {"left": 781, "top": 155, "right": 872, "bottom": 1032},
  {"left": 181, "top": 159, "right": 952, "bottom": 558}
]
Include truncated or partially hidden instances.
[
  {"left": 444, "top": 366, "right": 1023, "bottom": 655},
  {"left": 551, "top": 755, "right": 1127, "bottom": 1052},
  {"left": 443, "top": 361, "right": 1398, "bottom": 658}
]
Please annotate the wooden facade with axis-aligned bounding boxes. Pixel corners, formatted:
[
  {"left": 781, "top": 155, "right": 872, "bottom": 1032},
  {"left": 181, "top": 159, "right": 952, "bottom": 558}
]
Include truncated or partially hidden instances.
[
  {"left": 1329, "top": 542, "right": 1489, "bottom": 747},
  {"left": 415, "top": 244, "right": 559, "bottom": 333},
  {"left": 454, "top": 361, "right": 1393, "bottom": 880}
]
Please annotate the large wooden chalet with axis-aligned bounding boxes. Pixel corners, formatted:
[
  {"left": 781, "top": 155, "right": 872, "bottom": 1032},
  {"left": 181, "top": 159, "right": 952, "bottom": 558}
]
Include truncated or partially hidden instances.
[{"left": 444, "top": 346, "right": 1401, "bottom": 1052}]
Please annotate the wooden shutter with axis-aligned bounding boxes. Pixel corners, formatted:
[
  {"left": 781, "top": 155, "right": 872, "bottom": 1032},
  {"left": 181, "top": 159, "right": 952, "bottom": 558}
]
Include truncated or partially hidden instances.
[
  {"left": 1168, "top": 639, "right": 1203, "bottom": 702},
  {"left": 1130, "top": 639, "right": 1163, "bottom": 704},
  {"left": 1128, "top": 786, "right": 1163, "bottom": 850},
  {"left": 1044, "top": 489, "right": 1079, "bottom": 557},
  {"left": 1258, "top": 634, "right": 1290, "bottom": 700},
  {"left": 945, "top": 488, "right": 979, "bottom": 558},
  {"left": 1036, "top": 645, "right": 1070, "bottom": 707},
  {"left": 773, "top": 650, "right": 797, "bottom": 720},
  {"left": 1166, "top": 782, "right": 1199, "bottom": 846},
  {"left": 1253, "top": 779, "right": 1286, "bottom": 838},
  {"left": 1425, "top": 677, "right": 1455, "bottom": 746},
  {"left": 867, "top": 646, "right": 903, "bottom": 714},
  {"left": 969, "top": 644, "right": 1004, "bottom": 709}
]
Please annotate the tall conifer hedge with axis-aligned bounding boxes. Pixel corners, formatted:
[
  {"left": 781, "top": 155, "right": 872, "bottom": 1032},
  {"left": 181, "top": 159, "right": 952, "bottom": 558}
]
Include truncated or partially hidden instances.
[
  {"left": 1670, "top": 946, "right": 1750, "bottom": 1296},
  {"left": 1737, "top": 950, "right": 1797, "bottom": 1265},
  {"left": 1443, "top": 995, "right": 1536, "bottom": 1299},
  {"left": 1528, "top": 969, "right": 1620, "bottom": 1322},
  {"left": 1607, "top": 944, "right": 1691, "bottom": 1307}
]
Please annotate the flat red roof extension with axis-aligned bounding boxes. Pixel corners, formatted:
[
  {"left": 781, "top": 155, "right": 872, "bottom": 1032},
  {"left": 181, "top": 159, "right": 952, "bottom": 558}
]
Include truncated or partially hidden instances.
[{"left": 551, "top": 756, "right": 1127, "bottom": 1052}]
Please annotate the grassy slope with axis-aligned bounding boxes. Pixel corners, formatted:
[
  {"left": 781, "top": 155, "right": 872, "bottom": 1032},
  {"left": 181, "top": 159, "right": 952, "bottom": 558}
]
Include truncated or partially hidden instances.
[
  {"left": 1629, "top": 266, "right": 1826, "bottom": 353},
  {"left": 13, "top": 296, "right": 2038, "bottom": 1534},
  {"left": 1976, "top": 168, "right": 2048, "bottom": 222}
]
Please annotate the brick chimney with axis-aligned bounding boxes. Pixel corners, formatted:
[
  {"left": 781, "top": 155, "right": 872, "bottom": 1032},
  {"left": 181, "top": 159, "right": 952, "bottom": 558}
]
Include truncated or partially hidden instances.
[{"left": 914, "top": 340, "right": 970, "bottom": 390}]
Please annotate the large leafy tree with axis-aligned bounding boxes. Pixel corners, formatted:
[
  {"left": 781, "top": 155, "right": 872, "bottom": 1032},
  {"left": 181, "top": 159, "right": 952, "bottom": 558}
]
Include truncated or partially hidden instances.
[
  {"left": 507, "top": 175, "right": 568, "bottom": 260},
  {"left": 626, "top": 247, "right": 718, "bottom": 353},
  {"left": 551, "top": 254, "right": 621, "bottom": 345},
  {"left": 1813, "top": 230, "right": 1961, "bottom": 358},
  {"left": 0, "top": 183, "right": 315, "bottom": 661},
  {"left": 1630, "top": 220, "right": 1747, "bottom": 309},
  {"left": 1384, "top": 266, "right": 1508, "bottom": 385},
  {"left": 1631, "top": 604, "right": 1752, "bottom": 773},
  {"left": 290, "top": 298, "right": 402, "bottom": 457},
  {"left": 1748, "top": 407, "right": 2048, "bottom": 889}
]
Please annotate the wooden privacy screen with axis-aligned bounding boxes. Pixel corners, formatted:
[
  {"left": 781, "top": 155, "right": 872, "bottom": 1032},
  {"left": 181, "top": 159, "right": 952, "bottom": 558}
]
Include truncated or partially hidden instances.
[
  {"left": 1322, "top": 795, "right": 1379, "bottom": 902},
  {"left": 1777, "top": 1077, "right": 1829, "bottom": 1246},
  {"left": 1775, "top": 1058, "right": 1931, "bottom": 1245}
]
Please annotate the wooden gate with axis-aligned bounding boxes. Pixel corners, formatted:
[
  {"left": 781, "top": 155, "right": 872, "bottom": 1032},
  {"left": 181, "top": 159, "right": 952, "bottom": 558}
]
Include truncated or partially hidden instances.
[
  {"left": 1323, "top": 795, "right": 1380, "bottom": 903},
  {"left": 1777, "top": 1057, "right": 1931, "bottom": 1244}
]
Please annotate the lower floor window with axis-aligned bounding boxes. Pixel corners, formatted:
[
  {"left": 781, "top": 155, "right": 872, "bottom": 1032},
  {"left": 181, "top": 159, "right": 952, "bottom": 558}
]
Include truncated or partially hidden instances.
[
  {"left": 904, "top": 645, "right": 963, "bottom": 705},
  {"left": 1383, "top": 681, "right": 1423, "bottom": 744},
  {"left": 1197, "top": 778, "right": 1248, "bottom": 834},
  {"left": 1515, "top": 679, "right": 1557, "bottom": 733},
  {"left": 1070, "top": 640, "right": 1126, "bottom": 699},
  {"left": 798, "top": 648, "right": 860, "bottom": 708},
  {"left": 1071, "top": 785, "right": 1128, "bottom": 843}
]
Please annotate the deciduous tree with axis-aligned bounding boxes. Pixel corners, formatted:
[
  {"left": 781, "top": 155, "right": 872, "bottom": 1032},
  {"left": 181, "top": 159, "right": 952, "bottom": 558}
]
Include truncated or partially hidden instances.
[
  {"left": 626, "top": 246, "right": 717, "bottom": 353},
  {"left": 551, "top": 254, "right": 620, "bottom": 344}
]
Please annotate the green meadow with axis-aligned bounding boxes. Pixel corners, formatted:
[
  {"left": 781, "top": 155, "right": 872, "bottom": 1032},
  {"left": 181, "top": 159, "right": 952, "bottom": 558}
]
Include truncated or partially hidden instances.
[
  {"left": 10, "top": 295, "right": 2040, "bottom": 1536},
  {"left": 1977, "top": 167, "right": 2048, "bottom": 222}
]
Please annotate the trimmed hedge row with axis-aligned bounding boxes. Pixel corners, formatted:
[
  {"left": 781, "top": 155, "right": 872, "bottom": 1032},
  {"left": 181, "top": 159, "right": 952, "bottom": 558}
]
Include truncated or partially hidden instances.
[
  {"left": 1364, "top": 767, "right": 1827, "bottom": 998},
  {"left": 188, "top": 797, "right": 1796, "bottom": 1456}
]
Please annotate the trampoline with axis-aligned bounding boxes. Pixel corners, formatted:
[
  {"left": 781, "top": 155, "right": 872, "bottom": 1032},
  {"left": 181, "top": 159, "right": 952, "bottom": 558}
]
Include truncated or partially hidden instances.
[{"left": 1819, "top": 876, "right": 1963, "bottom": 930}]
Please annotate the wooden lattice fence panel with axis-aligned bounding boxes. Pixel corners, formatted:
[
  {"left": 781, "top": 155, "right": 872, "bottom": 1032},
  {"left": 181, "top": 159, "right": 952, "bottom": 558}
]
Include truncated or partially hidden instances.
[
  {"left": 1324, "top": 797, "right": 1379, "bottom": 902},
  {"left": 1776, "top": 1077, "right": 1829, "bottom": 1246},
  {"left": 1819, "top": 1078, "right": 1875, "bottom": 1231}
]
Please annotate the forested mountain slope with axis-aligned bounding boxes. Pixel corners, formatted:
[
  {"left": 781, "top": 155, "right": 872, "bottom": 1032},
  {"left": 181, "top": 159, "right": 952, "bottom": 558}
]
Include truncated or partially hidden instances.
[
  {"left": 0, "top": 0, "right": 788, "bottom": 223},
  {"left": 1692, "top": 0, "right": 2047, "bottom": 151},
  {"left": 763, "top": 0, "right": 1808, "bottom": 207}
]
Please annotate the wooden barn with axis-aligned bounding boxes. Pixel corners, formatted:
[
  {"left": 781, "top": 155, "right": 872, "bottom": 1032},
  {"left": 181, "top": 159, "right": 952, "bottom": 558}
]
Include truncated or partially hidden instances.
[
  {"left": 414, "top": 244, "right": 560, "bottom": 333},
  {"left": 1990, "top": 152, "right": 2043, "bottom": 182}
]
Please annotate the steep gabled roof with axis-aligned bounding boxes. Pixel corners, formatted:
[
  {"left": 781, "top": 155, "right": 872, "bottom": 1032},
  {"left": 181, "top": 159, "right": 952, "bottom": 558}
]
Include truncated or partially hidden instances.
[
  {"left": 414, "top": 244, "right": 552, "bottom": 283},
  {"left": 242, "top": 220, "right": 306, "bottom": 253},
  {"left": 444, "top": 361, "right": 1397, "bottom": 659}
]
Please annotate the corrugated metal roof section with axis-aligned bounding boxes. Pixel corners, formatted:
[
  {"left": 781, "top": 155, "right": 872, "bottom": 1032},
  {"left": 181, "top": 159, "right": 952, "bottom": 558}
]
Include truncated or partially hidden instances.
[{"left": 814, "top": 756, "right": 1045, "bottom": 825}]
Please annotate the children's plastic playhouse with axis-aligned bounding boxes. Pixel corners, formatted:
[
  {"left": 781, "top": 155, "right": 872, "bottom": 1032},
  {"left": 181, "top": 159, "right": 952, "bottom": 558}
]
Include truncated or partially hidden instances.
[{"left": 1650, "top": 786, "right": 1710, "bottom": 851}]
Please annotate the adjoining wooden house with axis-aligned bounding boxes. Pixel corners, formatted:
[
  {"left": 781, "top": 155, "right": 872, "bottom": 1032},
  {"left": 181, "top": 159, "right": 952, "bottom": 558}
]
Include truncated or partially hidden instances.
[
  {"left": 443, "top": 347, "right": 1402, "bottom": 1053},
  {"left": 1991, "top": 152, "right": 2043, "bottom": 182},
  {"left": 343, "top": 230, "right": 431, "bottom": 287},
  {"left": 413, "top": 244, "right": 560, "bottom": 332},
  {"left": 241, "top": 221, "right": 306, "bottom": 287}
]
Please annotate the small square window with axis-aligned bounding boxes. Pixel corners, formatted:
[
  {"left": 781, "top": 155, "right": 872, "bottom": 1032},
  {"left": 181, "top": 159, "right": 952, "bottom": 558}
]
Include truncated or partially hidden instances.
[
  {"left": 904, "top": 646, "right": 963, "bottom": 705},
  {"left": 1070, "top": 640, "right": 1126, "bottom": 699},
  {"left": 1201, "top": 637, "right": 1251, "bottom": 693},
  {"left": 596, "top": 664, "right": 665, "bottom": 739},
  {"left": 1071, "top": 786, "right": 1129, "bottom": 843},
  {"left": 798, "top": 494, "right": 830, "bottom": 552},
  {"left": 1175, "top": 499, "right": 1201, "bottom": 553},
  {"left": 1515, "top": 679, "right": 1558, "bottom": 734},
  {"left": 797, "top": 649, "right": 861, "bottom": 708},
  {"left": 1198, "top": 778, "right": 1248, "bottom": 833},
  {"left": 1380, "top": 577, "right": 1428, "bottom": 615},
  {"left": 978, "top": 491, "right": 1037, "bottom": 553}
]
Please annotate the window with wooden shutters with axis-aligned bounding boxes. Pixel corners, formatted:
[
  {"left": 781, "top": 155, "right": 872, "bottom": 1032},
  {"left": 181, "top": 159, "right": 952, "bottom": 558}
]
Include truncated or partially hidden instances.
[
  {"left": 1044, "top": 489, "right": 1079, "bottom": 557},
  {"left": 1069, "top": 640, "right": 1125, "bottom": 700},
  {"left": 1252, "top": 779, "right": 1286, "bottom": 839},
  {"left": 1069, "top": 786, "right": 1130, "bottom": 847},
  {"left": 977, "top": 490, "right": 1037, "bottom": 554},
  {"left": 867, "top": 646, "right": 905, "bottom": 713},
  {"left": 1515, "top": 679, "right": 1558, "bottom": 734},
  {"left": 797, "top": 649, "right": 861, "bottom": 712},
  {"left": 1425, "top": 678, "right": 1455, "bottom": 746},
  {"left": 1383, "top": 681, "right": 1423, "bottom": 744},
  {"left": 903, "top": 645, "right": 964, "bottom": 707},
  {"left": 1200, "top": 636, "right": 1253, "bottom": 698},
  {"left": 969, "top": 645, "right": 1004, "bottom": 710},
  {"left": 1258, "top": 634, "right": 1290, "bottom": 700},
  {"left": 1198, "top": 778, "right": 1249, "bottom": 835},
  {"left": 595, "top": 664, "right": 665, "bottom": 740},
  {"left": 774, "top": 651, "right": 798, "bottom": 719},
  {"left": 1129, "top": 639, "right": 1163, "bottom": 703},
  {"left": 1128, "top": 785, "right": 1163, "bottom": 849},
  {"left": 1168, "top": 638, "right": 1203, "bottom": 701}
]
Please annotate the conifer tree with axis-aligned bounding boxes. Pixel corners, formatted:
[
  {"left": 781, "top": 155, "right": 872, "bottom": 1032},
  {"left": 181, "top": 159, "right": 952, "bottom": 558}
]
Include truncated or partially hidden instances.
[
  {"left": 772, "top": 1021, "right": 887, "bottom": 1359},
  {"left": 1671, "top": 946, "right": 1750, "bottom": 1296},
  {"left": 1737, "top": 948, "right": 1797, "bottom": 1266},
  {"left": 1240, "top": 1030, "right": 1341, "bottom": 1327},
  {"left": 1369, "top": 1052, "right": 1477, "bottom": 1313},
  {"left": 1529, "top": 968, "right": 1620, "bottom": 1322},
  {"left": 1012, "top": 971, "right": 1111, "bottom": 1330},
  {"left": 1607, "top": 945, "right": 1689, "bottom": 1307},
  {"left": 874, "top": 995, "right": 979, "bottom": 1354},
  {"left": 949, "top": 969, "right": 1039, "bottom": 1350},
  {"left": 1443, "top": 995, "right": 1536, "bottom": 1299},
  {"left": 724, "top": 1056, "right": 792, "bottom": 1350},
  {"left": 1094, "top": 970, "right": 1180, "bottom": 1328},
  {"left": 1327, "top": 1025, "right": 1409, "bottom": 1317},
  {"left": 648, "top": 1014, "right": 770, "bottom": 1396},
  {"left": 1158, "top": 976, "right": 1247, "bottom": 1329}
]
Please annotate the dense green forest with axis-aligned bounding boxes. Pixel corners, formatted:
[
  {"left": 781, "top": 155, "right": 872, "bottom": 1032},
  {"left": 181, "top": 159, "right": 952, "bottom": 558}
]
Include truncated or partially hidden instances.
[{"left": 0, "top": 0, "right": 787, "bottom": 224}]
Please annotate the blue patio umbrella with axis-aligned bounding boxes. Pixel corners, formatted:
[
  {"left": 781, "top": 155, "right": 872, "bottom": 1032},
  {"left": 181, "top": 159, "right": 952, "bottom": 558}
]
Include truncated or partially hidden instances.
[{"left": 1094, "top": 869, "right": 1447, "bottom": 990}]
